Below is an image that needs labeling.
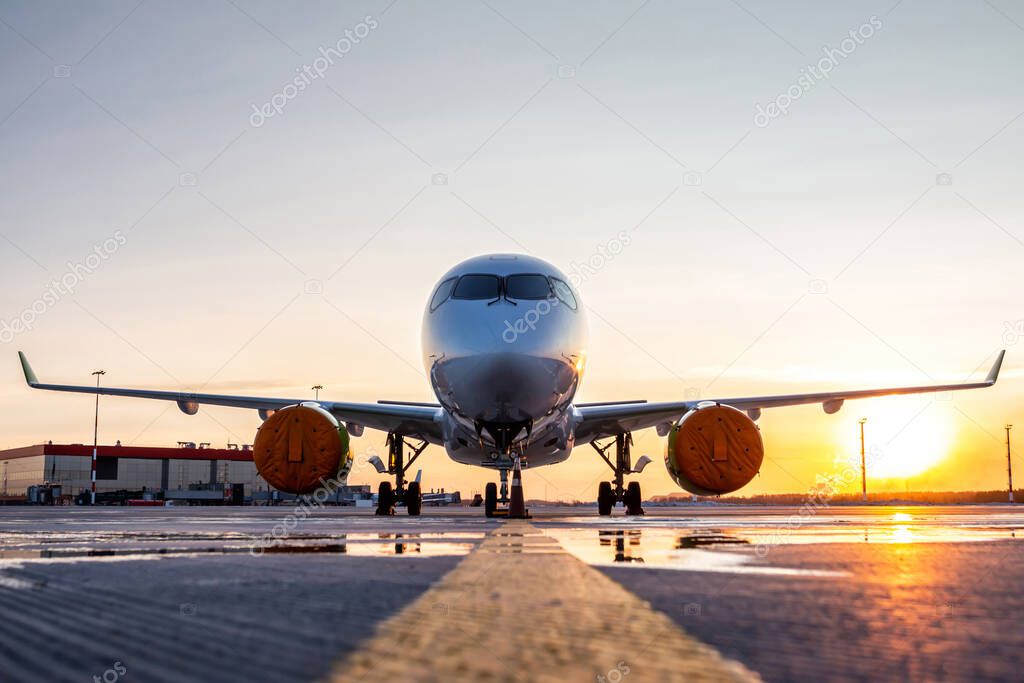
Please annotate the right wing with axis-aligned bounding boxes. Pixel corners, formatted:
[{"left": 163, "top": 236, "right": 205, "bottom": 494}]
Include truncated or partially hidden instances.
[
  {"left": 573, "top": 350, "right": 1005, "bottom": 444},
  {"left": 18, "top": 352, "right": 445, "bottom": 443}
]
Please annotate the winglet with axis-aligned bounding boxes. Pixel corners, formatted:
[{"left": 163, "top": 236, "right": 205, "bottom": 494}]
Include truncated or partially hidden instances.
[
  {"left": 986, "top": 349, "right": 1005, "bottom": 385},
  {"left": 18, "top": 351, "right": 38, "bottom": 386}
]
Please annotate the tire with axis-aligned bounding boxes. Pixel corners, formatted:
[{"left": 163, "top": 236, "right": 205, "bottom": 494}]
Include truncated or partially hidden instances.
[
  {"left": 625, "top": 481, "right": 644, "bottom": 516},
  {"left": 484, "top": 482, "right": 498, "bottom": 518},
  {"left": 405, "top": 481, "right": 422, "bottom": 516},
  {"left": 598, "top": 481, "right": 614, "bottom": 516},
  {"left": 376, "top": 481, "right": 395, "bottom": 516}
]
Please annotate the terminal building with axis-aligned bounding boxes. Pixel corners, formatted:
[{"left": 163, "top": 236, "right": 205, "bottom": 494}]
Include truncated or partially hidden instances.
[{"left": 0, "top": 442, "right": 369, "bottom": 505}]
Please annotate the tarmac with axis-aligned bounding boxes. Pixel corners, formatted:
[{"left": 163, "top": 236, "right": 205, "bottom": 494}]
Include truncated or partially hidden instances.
[{"left": 0, "top": 505, "right": 1021, "bottom": 682}]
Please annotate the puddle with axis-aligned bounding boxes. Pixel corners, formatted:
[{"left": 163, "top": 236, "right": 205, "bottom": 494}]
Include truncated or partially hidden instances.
[
  {"left": 542, "top": 513, "right": 1022, "bottom": 575},
  {"left": 543, "top": 512, "right": 1022, "bottom": 545},
  {"left": 548, "top": 528, "right": 845, "bottom": 576},
  {"left": 0, "top": 541, "right": 475, "bottom": 563},
  {"left": 0, "top": 529, "right": 480, "bottom": 564},
  {"left": 342, "top": 542, "right": 473, "bottom": 557},
  {"left": 740, "top": 525, "right": 1020, "bottom": 546}
]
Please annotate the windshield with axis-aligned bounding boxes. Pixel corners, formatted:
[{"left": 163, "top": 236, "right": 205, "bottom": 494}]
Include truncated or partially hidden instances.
[
  {"left": 429, "top": 278, "right": 456, "bottom": 311},
  {"left": 505, "top": 274, "right": 552, "bottom": 300},
  {"left": 551, "top": 278, "right": 577, "bottom": 309},
  {"left": 452, "top": 274, "right": 501, "bottom": 300}
]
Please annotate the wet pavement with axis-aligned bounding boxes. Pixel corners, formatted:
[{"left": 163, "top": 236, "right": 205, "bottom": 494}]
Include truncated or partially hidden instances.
[{"left": 1, "top": 505, "right": 1022, "bottom": 681}]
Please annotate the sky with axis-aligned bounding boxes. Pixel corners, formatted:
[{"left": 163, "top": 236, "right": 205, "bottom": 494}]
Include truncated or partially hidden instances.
[{"left": 0, "top": 0, "right": 1022, "bottom": 500}]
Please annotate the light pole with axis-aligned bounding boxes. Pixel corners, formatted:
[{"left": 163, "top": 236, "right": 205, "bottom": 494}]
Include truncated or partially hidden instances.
[
  {"left": 859, "top": 418, "right": 868, "bottom": 503},
  {"left": 312, "top": 385, "right": 323, "bottom": 401},
  {"left": 1006, "top": 424, "right": 1014, "bottom": 504},
  {"left": 90, "top": 370, "right": 105, "bottom": 505}
]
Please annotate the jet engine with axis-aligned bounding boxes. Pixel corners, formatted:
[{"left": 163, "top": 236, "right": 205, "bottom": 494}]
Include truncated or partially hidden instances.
[
  {"left": 664, "top": 404, "right": 763, "bottom": 496},
  {"left": 252, "top": 403, "right": 352, "bottom": 494}
]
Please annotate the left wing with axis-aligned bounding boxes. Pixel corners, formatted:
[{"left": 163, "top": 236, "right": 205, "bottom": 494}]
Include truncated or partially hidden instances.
[
  {"left": 573, "top": 350, "right": 1004, "bottom": 444},
  {"left": 17, "top": 352, "right": 444, "bottom": 443}
]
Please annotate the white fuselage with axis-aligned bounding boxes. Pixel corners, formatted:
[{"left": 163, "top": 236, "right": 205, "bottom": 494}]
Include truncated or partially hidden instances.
[{"left": 421, "top": 254, "right": 587, "bottom": 468}]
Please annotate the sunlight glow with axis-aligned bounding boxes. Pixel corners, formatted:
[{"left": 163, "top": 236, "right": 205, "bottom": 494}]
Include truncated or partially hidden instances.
[
  {"left": 890, "top": 526, "right": 914, "bottom": 544},
  {"left": 837, "top": 399, "right": 955, "bottom": 480}
]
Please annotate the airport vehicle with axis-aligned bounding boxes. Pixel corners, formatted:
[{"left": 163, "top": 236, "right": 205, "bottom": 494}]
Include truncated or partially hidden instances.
[{"left": 17, "top": 254, "right": 1004, "bottom": 516}]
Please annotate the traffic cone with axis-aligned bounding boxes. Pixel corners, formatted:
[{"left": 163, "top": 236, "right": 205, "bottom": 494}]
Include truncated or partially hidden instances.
[{"left": 507, "top": 457, "right": 529, "bottom": 519}]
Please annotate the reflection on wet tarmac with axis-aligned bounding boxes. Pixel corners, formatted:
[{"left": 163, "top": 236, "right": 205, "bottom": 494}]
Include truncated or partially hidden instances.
[
  {"left": 593, "top": 528, "right": 752, "bottom": 564},
  {"left": 542, "top": 511, "right": 1023, "bottom": 575},
  {"left": 0, "top": 528, "right": 479, "bottom": 564},
  {"left": 548, "top": 527, "right": 846, "bottom": 576},
  {"left": 0, "top": 541, "right": 476, "bottom": 563},
  {"left": 543, "top": 509, "right": 1023, "bottom": 547},
  {"left": 676, "top": 532, "right": 750, "bottom": 549},
  {"left": 599, "top": 530, "right": 644, "bottom": 563}
]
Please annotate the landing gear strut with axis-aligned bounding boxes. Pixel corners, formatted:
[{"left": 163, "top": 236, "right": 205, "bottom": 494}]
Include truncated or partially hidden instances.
[
  {"left": 591, "top": 433, "right": 646, "bottom": 516},
  {"left": 499, "top": 469, "right": 509, "bottom": 506},
  {"left": 375, "top": 433, "right": 428, "bottom": 516}
]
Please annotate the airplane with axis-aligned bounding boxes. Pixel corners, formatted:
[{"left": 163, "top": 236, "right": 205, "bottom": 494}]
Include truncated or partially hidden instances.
[{"left": 17, "top": 253, "right": 1005, "bottom": 517}]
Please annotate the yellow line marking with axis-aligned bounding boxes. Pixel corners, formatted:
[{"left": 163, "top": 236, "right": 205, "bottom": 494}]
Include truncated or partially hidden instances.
[{"left": 329, "top": 521, "right": 760, "bottom": 682}]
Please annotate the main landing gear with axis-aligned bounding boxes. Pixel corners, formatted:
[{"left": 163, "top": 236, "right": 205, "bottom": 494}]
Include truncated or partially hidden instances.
[
  {"left": 375, "top": 433, "right": 428, "bottom": 516},
  {"left": 591, "top": 433, "right": 651, "bottom": 516}
]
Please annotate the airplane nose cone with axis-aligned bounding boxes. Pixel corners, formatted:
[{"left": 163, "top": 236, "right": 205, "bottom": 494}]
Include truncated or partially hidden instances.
[{"left": 430, "top": 351, "right": 577, "bottom": 423}]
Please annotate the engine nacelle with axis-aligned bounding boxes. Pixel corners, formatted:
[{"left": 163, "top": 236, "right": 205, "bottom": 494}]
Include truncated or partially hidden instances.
[
  {"left": 253, "top": 403, "right": 351, "bottom": 494},
  {"left": 664, "top": 404, "right": 764, "bottom": 496}
]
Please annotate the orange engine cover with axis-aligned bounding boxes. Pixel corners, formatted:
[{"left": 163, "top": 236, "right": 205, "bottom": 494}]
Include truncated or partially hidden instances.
[
  {"left": 665, "top": 404, "right": 763, "bottom": 495},
  {"left": 253, "top": 404, "right": 350, "bottom": 494}
]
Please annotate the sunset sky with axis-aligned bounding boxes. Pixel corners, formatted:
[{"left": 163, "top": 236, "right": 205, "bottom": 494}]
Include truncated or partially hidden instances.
[{"left": 1, "top": 0, "right": 1022, "bottom": 499}]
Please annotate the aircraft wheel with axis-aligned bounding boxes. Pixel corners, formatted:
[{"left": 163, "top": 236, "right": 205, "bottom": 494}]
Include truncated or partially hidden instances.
[
  {"left": 405, "top": 481, "right": 422, "bottom": 516},
  {"left": 376, "top": 481, "right": 395, "bottom": 516},
  {"left": 597, "top": 481, "right": 614, "bottom": 516},
  {"left": 624, "top": 481, "right": 644, "bottom": 516},
  {"left": 484, "top": 482, "right": 498, "bottom": 517}
]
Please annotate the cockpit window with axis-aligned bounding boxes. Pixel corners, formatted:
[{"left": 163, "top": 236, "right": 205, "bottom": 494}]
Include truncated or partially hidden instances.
[
  {"left": 505, "top": 274, "right": 552, "bottom": 300},
  {"left": 551, "top": 278, "right": 577, "bottom": 310},
  {"left": 429, "top": 277, "right": 456, "bottom": 311},
  {"left": 452, "top": 274, "right": 501, "bottom": 300}
]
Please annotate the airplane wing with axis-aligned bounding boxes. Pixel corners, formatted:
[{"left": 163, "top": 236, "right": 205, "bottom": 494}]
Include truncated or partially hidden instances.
[
  {"left": 17, "top": 352, "right": 444, "bottom": 443},
  {"left": 572, "top": 350, "right": 1005, "bottom": 444}
]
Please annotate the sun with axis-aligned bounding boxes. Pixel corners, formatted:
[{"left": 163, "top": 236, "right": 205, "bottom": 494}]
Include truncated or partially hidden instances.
[{"left": 836, "top": 397, "right": 955, "bottom": 480}]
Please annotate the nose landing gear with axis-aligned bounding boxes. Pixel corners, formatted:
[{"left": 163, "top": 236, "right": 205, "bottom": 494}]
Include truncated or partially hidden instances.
[
  {"left": 591, "top": 433, "right": 649, "bottom": 516},
  {"left": 483, "top": 457, "right": 529, "bottom": 518},
  {"left": 482, "top": 469, "right": 507, "bottom": 518}
]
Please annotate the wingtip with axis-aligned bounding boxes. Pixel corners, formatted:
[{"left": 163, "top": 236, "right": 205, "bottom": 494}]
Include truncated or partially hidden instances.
[
  {"left": 987, "top": 349, "right": 1006, "bottom": 384},
  {"left": 18, "top": 351, "right": 38, "bottom": 386}
]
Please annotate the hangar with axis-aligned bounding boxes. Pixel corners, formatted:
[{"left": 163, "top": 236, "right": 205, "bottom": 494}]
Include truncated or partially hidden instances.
[
  {"left": 0, "top": 442, "right": 264, "bottom": 504},
  {"left": 0, "top": 440, "right": 377, "bottom": 505}
]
